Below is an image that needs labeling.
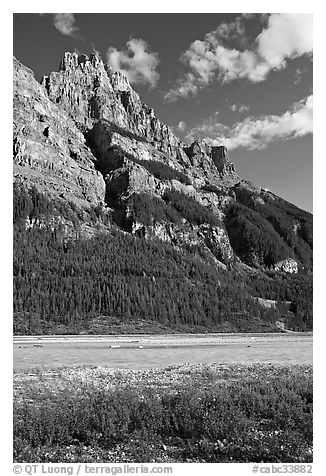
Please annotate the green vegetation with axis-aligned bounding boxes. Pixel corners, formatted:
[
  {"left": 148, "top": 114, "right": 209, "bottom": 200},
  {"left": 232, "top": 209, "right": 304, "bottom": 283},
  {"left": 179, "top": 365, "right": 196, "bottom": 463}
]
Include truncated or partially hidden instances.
[
  {"left": 128, "top": 192, "right": 181, "bottom": 227},
  {"left": 128, "top": 189, "right": 224, "bottom": 229},
  {"left": 249, "top": 272, "right": 312, "bottom": 331},
  {"left": 163, "top": 189, "right": 223, "bottom": 227},
  {"left": 13, "top": 182, "right": 110, "bottom": 229},
  {"left": 13, "top": 184, "right": 312, "bottom": 334},
  {"left": 14, "top": 182, "right": 54, "bottom": 222},
  {"left": 225, "top": 202, "right": 294, "bottom": 267},
  {"left": 232, "top": 186, "right": 313, "bottom": 271},
  {"left": 13, "top": 222, "right": 278, "bottom": 334},
  {"left": 13, "top": 364, "right": 313, "bottom": 463}
]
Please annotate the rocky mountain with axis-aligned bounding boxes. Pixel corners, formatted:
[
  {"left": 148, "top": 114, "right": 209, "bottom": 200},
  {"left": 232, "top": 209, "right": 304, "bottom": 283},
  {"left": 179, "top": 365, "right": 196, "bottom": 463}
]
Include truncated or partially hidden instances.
[{"left": 13, "top": 53, "right": 313, "bottom": 335}]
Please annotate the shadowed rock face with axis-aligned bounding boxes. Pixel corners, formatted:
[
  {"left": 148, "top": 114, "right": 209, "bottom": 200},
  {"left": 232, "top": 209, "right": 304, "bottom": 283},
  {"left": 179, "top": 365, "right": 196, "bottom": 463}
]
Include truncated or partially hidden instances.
[{"left": 211, "top": 146, "right": 235, "bottom": 176}]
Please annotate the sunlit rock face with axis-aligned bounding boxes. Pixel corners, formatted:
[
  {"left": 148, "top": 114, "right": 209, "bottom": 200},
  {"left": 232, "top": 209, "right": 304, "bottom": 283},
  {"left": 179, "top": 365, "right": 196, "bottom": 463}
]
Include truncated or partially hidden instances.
[
  {"left": 274, "top": 259, "right": 299, "bottom": 274},
  {"left": 13, "top": 52, "right": 312, "bottom": 272},
  {"left": 13, "top": 57, "right": 105, "bottom": 208},
  {"left": 14, "top": 52, "right": 243, "bottom": 265},
  {"left": 41, "top": 52, "right": 184, "bottom": 159},
  {"left": 41, "top": 52, "right": 240, "bottom": 185}
]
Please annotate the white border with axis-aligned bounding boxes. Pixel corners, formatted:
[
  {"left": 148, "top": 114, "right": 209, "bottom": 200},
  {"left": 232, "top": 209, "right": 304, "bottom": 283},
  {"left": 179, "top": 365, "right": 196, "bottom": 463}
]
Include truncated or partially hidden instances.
[{"left": 3, "top": 3, "right": 323, "bottom": 474}]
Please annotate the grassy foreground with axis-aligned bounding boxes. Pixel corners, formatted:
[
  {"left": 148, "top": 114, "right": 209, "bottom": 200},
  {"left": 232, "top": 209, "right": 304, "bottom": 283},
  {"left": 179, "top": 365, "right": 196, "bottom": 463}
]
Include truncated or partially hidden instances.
[{"left": 14, "top": 363, "right": 312, "bottom": 463}]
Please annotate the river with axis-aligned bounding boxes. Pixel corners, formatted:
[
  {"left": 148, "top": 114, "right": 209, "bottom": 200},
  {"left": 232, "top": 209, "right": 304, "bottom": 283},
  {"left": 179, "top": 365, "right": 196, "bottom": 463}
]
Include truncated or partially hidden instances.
[{"left": 13, "top": 332, "right": 312, "bottom": 370}]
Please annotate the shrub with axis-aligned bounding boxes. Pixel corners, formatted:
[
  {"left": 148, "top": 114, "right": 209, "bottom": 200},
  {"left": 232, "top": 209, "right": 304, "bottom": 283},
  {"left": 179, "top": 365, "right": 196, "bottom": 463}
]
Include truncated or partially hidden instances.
[{"left": 14, "top": 365, "right": 313, "bottom": 463}]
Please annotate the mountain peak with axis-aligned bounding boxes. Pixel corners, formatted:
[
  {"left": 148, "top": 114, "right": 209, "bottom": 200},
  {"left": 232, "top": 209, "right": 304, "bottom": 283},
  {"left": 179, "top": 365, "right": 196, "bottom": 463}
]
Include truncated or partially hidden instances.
[
  {"left": 57, "top": 52, "right": 134, "bottom": 92},
  {"left": 13, "top": 54, "right": 312, "bottom": 276},
  {"left": 59, "top": 51, "right": 104, "bottom": 72},
  {"left": 38, "top": 52, "right": 241, "bottom": 186},
  {"left": 13, "top": 53, "right": 313, "bottom": 335}
]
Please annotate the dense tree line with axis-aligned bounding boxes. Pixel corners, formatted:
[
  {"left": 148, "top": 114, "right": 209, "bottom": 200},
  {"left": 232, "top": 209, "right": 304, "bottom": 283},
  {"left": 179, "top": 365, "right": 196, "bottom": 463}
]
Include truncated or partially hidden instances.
[
  {"left": 13, "top": 184, "right": 312, "bottom": 334},
  {"left": 128, "top": 193, "right": 181, "bottom": 227},
  {"left": 14, "top": 224, "right": 282, "bottom": 334},
  {"left": 163, "top": 190, "right": 223, "bottom": 227},
  {"left": 250, "top": 271, "right": 312, "bottom": 331},
  {"left": 14, "top": 182, "right": 54, "bottom": 223},
  {"left": 232, "top": 186, "right": 313, "bottom": 270},
  {"left": 128, "top": 190, "right": 224, "bottom": 230},
  {"left": 14, "top": 182, "right": 110, "bottom": 230},
  {"left": 224, "top": 202, "right": 294, "bottom": 267}
]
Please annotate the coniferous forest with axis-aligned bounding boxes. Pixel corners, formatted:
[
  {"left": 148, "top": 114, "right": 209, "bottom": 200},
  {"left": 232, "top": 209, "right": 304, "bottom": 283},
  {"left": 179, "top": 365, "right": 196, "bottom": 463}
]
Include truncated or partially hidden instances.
[{"left": 13, "top": 183, "right": 312, "bottom": 335}]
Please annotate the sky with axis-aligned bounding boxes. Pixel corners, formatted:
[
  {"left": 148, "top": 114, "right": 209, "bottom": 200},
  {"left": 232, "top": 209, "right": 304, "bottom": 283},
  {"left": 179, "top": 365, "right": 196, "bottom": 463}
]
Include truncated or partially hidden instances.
[{"left": 13, "top": 12, "right": 313, "bottom": 212}]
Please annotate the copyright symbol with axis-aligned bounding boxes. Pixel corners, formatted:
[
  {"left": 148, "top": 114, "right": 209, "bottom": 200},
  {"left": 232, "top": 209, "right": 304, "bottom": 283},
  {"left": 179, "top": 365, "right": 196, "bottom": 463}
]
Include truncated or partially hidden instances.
[{"left": 13, "top": 466, "right": 22, "bottom": 474}]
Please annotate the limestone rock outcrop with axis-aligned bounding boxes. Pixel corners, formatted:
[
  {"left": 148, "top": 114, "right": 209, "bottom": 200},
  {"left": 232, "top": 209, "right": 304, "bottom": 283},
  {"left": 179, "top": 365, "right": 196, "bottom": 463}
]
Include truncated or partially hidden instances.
[
  {"left": 13, "top": 52, "right": 312, "bottom": 273},
  {"left": 13, "top": 57, "right": 105, "bottom": 208},
  {"left": 274, "top": 259, "right": 299, "bottom": 274},
  {"left": 41, "top": 52, "right": 240, "bottom": 189},
  {"left": 14, "top": 53, "right": 242, "bottom": 264},
  {"left": 42, "top": 52, "right": 183, "bottom": 160}
]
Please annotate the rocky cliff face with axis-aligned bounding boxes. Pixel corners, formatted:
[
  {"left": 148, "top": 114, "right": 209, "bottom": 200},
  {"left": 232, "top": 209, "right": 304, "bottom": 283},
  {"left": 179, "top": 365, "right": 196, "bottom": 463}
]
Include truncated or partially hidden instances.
[
  {"left": 13, "top": 53, "right": 312, "bottom": 273},
  {"left": 42, "top": 52, "right": 183, "bottom": 158},
  {"left": 41, "top": 52, "right": 239, "bottom": 187},
  {"left": 13, "top": 57, "right": 105, "bottom": 208}
]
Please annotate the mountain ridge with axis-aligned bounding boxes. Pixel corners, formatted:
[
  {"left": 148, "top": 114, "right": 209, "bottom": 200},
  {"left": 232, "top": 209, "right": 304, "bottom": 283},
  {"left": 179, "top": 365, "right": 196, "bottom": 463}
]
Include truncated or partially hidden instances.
[{"left": 13, "top": 52, "right": 313, "bottom": 334}]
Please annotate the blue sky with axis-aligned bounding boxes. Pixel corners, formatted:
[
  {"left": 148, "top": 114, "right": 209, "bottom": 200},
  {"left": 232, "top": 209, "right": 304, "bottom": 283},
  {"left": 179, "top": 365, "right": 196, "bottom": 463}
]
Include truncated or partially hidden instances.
[{"left": 13, "top": 13, "right": 313, "bottom": 211}]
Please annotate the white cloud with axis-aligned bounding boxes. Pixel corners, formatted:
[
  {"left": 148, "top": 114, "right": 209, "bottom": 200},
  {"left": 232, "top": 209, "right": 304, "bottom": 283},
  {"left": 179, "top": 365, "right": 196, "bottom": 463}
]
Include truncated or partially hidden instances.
[
  {"left": 165, "top": 14, "right": 312, "bottom": 102},
  {"left": 178, "top": 121, "right": 186, "bottom": 131},
  {"left": 230, "top": 103, "right": 250, "bottom": 113},
  {"left": 164, "top": 72, "right": 201, "bottom": 102},
  {"left": 208, "top": 15, "right": 246, "bottom": 44},
  {"left": 53, "top": 13, "right": 79, "bottom": 37},
  {"left": 107, "top": 38, "right": 159, "bottom": 88},
  {"left": 185, "top": 95, "right": 313, "bottom": 150},
  {"left": 257, "top": 14, "right": 313, "bottom": 69}
]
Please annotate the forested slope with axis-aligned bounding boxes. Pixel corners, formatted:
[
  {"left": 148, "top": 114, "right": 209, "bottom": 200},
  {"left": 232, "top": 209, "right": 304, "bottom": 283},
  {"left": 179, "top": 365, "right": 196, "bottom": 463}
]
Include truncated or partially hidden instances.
[{"left": 13, "top": 185, "right": 312, "bottom": 334}]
